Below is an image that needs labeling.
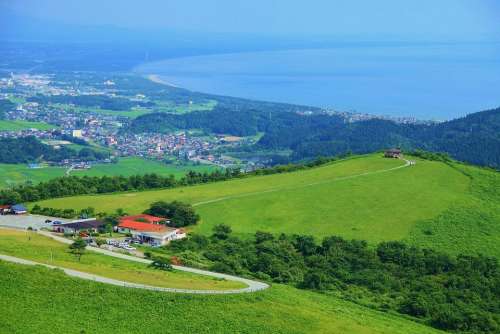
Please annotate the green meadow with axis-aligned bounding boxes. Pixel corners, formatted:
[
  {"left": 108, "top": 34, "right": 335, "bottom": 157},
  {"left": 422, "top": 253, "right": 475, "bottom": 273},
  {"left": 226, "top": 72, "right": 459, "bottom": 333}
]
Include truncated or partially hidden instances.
[
  {"left": 0, "top": 261, "right": 443, "bottom": 334},
  {"left": 0, "top": 157, "right": 217, "bottom": 188},
  {"left": 71, "top": 157, "right": 218, "bottom": 178},
  {"left": 0, "top": 229, "right": 243, "bottom": 290},
  {"left": 0, "top": 120, "right": 56, "bottom": 131},
  {"left": 35, "top": 155, "right": 500, "bottom": 257}
]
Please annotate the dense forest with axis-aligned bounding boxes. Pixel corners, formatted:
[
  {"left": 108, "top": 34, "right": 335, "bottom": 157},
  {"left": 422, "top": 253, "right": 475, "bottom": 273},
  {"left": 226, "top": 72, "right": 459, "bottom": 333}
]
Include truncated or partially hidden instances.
[
  {"left": 167, "top": 227, "right": 500, "bottom": 333},
  {"left": 0, "top": 136, "right": 108, "bottom": 164},
  {"left": 130, "top": 107, "right": 500, "bottom": 168}
]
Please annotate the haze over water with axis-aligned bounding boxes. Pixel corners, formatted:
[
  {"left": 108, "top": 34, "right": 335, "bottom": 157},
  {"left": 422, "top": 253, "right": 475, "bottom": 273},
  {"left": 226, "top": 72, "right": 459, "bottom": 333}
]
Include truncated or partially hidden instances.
[{"left": 136, "top": 43, "right": 500, "bottom": 120}]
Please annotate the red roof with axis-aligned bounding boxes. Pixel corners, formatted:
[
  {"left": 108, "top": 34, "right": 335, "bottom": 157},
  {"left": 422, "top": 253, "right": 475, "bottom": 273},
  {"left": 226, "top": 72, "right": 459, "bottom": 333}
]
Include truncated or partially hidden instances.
[
  {"left": 0, "top": 205, "right": 11, "bottom": 209},
  {"left": 118, "top": 221, "right": 168, "bottom": 232},
  {"left": 119, "top": 214, "right": 166, "bottom": 225}
]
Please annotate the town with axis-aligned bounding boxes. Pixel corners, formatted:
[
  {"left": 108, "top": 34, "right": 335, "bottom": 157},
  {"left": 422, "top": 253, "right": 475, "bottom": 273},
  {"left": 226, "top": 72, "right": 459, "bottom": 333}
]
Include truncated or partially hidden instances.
[{"left": 0, "top": 73, "right": 261, "bottom": 170}]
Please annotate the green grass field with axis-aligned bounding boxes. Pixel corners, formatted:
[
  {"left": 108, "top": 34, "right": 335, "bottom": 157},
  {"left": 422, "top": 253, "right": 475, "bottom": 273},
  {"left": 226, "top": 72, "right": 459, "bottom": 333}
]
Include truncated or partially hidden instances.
[
  {"left": 0, "top": 229, "right": 243, "bottom": 290},
  {"left": 0, "top": 261, "right": 442, "bottom": 334},
  {"left": 35, "top": 155, "right": 500, "bottom": 257},
  {"left": 0, "top": 163, "right": 67, "bottom": 188},
  {"left": 72, "top": 157, "right": 218, "bottom": 178},
  {"left": 0, "top": 157, "right": 217, "bottom": 188},
  {"left": 0, "top": 120, "right": 56, "bottom": 131}
]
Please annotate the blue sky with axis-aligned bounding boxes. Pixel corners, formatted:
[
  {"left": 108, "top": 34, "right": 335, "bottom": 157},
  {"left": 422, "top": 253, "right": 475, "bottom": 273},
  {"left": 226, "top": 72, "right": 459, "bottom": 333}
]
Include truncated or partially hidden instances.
[{"left": 2, "top": 0, "right": 499, "bottom": 40}]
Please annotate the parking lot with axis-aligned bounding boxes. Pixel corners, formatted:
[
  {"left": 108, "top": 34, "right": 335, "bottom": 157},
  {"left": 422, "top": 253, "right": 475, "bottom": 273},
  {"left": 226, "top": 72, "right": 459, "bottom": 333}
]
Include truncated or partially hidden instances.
[{"left": 0, "top": 214, "right": 70, "bottom": 231}]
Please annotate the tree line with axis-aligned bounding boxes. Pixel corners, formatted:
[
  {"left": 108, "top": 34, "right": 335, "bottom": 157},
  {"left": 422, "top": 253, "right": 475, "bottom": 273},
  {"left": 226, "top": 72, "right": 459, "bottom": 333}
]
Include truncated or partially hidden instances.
[
  {"left": 167, "top": 226, "right": 500, "bottom": 334},
  {"left": 0, "top": 156, "right": 339, "bottom": 205}
]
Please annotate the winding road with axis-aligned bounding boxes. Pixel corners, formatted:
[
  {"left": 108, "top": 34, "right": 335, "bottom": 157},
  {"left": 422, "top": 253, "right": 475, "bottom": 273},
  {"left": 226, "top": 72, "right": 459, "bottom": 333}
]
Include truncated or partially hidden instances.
[{"left": 0, "top": 230, "right": 269, "bottom": 294}]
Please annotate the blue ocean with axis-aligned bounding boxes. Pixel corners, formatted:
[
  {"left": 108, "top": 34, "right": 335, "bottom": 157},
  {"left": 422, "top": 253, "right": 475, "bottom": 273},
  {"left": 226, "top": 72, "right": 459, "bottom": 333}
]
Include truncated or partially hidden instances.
[{"left": 135, "top": 43, "right": 500, "bottom": 120}]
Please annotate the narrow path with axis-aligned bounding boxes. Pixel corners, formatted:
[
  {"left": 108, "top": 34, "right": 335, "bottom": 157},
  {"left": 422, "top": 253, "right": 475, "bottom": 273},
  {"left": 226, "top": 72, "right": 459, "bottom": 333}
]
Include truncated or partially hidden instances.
[
  {"left": 0, "top": 253, "right": 264, "bottom": 294},
  {"left": 65, "top": 165, "right": 74, "bottom": 176},
  {"left": 193, "top": 158, "right": 411, "bottom": 207},
  {"left": 35, "top": 230, "right": 269, "bottom": 294}
]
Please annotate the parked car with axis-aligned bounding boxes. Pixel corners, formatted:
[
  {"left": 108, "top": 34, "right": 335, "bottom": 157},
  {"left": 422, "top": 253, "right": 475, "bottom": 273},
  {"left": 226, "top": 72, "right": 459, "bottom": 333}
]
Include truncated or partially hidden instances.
[
  {"left": 45, "top": 219, "right": 52, "bottom": 224},
  {"left": 122, "top": 245, "right": 136, "bottom": 251},
  {"left": 52, "top": 221, "right": 63, "bottom": 226}
]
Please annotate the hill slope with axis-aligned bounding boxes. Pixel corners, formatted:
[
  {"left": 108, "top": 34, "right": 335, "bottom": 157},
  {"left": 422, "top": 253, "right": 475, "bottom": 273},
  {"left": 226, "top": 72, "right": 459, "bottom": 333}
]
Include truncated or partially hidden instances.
[
  {"left": 0, "top": 261, "right": 443, "bottom": 334},
  {"left": 35, "top": 154, "right": 500, "bottom": 257}
]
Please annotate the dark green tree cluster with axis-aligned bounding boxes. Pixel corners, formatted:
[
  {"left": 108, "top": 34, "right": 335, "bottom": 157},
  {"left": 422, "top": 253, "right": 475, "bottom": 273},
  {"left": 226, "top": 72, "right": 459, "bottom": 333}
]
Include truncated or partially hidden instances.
[
  {"left": 168, "top": 227, "right": 500, "bottom": 333},
  {"left": 145, "top": 201, "right": 200, "bottom": 227},
  {"left": 0, "top": 99, "right": 15, "bottom": 119},
  {"left": 0, "top": 136, "right": 108, "bottom": 164}
]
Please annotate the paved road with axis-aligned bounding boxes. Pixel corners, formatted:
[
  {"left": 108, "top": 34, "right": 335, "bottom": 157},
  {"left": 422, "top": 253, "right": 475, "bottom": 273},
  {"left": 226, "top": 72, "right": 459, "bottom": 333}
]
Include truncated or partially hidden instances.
[
  {"left": 14, "top": 230, "right": 269, "bottom": 294},
  {"left": 0, "top": 253, "right": 264, "bottom": 294}
]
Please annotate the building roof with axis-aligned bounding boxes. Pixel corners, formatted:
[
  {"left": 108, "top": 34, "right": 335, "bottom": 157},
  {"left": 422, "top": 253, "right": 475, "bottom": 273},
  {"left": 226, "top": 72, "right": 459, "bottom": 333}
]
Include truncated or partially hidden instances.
[
  {"left": 60, "top": 219, "right": 106, "bottom": 230},
  {"left": 11, "top": 204, "right": 27, "bottom": 211},
  {"left": 0, "top": 205, "right": 11, "bottom": 209},
  {"left": 118, "top": 220, "right": 168, "bottom": 232},
  {"left": 385, "top": 148, "right": 401, "bottom": 153},
  {"left": 119, "top": 214, "right": 166, "bottom": 225}
]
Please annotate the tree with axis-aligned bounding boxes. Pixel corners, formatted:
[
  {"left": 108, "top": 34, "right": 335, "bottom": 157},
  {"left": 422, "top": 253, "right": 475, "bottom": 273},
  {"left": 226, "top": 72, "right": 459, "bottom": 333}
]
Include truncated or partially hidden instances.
[
  {"left": 212, "top": 224, "right": 232, "bottom": 240},
  {"left": 104, "top": 223, "right": 113, "bottom": 237},
  {"left": 145, "top": 201, "right": 200, "bottom": 227},
  {"left": 94, "top": 238, "right": 106, "bottom": 248},
  {"left": 69, "top": 238, "right": 87, "bottom": 262}
]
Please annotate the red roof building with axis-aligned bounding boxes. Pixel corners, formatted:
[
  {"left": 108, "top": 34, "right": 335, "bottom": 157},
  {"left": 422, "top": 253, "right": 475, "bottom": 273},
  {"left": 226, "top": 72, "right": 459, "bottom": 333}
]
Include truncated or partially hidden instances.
[
  {"left": 119, "top": 214, "right": 167, "bottom": 225},
  {"left": 118, "top": 220, "right": 168, "bottom": 232}
]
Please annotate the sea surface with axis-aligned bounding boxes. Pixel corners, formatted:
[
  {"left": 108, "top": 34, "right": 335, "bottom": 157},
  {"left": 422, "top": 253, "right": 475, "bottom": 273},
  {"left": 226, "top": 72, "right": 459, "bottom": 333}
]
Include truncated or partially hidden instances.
[{"left": 135, "top": 43, "right": 500, "bottom": 120}]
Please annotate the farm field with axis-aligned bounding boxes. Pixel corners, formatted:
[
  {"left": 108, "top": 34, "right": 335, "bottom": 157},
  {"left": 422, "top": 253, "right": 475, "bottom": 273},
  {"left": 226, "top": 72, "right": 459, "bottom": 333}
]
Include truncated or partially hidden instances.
[
  {"left": 0, "top": 229, "right": 244, "bottom": 290},
  {"left": 71, "top": 157, "right": 218, "bottom": 178},
  {"left": 0, "top": 119, "right": 56, "bottom": 131},
  {"left": 0, "top": 261, "right": 443, "bottom": 334},
  {"left": 0, "top": 157, "right": 218, "bottom": 188},
  {"left": 0, "top": 163, "right": 66, "bottom": 188}
]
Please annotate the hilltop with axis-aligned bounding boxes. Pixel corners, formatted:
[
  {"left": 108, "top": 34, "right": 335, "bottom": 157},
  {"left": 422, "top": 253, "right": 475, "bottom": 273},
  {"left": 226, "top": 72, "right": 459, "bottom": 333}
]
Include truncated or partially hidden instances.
[{"left": 35, "top": 154, "right": 500, "bottom": 258}]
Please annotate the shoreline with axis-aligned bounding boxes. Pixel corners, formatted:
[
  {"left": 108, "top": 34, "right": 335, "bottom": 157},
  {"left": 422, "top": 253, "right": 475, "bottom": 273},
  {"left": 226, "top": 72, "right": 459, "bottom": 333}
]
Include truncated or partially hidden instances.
[{"left": 145, "top": 74, "right": 179, "bottom": 88}]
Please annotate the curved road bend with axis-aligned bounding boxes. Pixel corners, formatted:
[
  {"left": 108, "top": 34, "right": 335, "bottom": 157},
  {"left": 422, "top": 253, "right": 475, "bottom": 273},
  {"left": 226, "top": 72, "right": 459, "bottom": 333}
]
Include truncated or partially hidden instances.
[{"left": 31, "top": 231, "right": 269, "bottom": 294}]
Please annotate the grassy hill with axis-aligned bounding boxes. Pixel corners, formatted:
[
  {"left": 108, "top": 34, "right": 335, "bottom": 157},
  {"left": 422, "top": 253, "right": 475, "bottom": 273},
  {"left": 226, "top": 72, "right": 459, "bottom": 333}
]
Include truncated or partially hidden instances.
[
  {"left": 35, "top": 154, "right": 500, "bottom": 257},
  {"left": 0, "top": 157, "right": 217, "bottom": 188},
  {"left": 0, "top": 261, "right": 443, "bottom": 334}
]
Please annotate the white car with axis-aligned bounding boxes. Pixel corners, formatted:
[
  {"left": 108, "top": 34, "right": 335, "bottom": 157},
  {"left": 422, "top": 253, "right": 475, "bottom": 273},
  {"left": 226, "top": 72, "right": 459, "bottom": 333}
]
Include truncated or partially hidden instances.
[{"left": 122, "top": 245, "right": 136, "bottom": 251}]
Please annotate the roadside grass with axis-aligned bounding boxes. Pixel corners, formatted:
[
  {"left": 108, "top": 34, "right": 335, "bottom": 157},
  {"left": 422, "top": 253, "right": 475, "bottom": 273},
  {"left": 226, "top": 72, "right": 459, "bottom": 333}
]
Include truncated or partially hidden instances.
[
  {"left": 0, "top": 261, "right": 443, "bottom": 334},
  {"left": 0, "top": 229, "right": 245, "bottom": 290},
  {"left": 35, "top": 155, "right": 470, "bottom": 242},
  {"left": 0, "top": 120, "right": 56, "bottom": 131}
]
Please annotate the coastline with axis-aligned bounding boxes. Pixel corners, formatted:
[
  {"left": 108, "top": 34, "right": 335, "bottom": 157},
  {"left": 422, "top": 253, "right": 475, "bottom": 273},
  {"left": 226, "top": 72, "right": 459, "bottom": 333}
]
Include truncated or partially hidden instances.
[{"left": 145, "top": 74, "right": 179, "bottom": 88}]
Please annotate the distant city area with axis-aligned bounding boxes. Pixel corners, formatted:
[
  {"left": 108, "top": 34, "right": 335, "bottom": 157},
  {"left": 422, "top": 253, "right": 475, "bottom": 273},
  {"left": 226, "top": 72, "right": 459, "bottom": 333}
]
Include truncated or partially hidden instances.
[{"left": 0, "top": 73, "right": 265, "bottom": 171}]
